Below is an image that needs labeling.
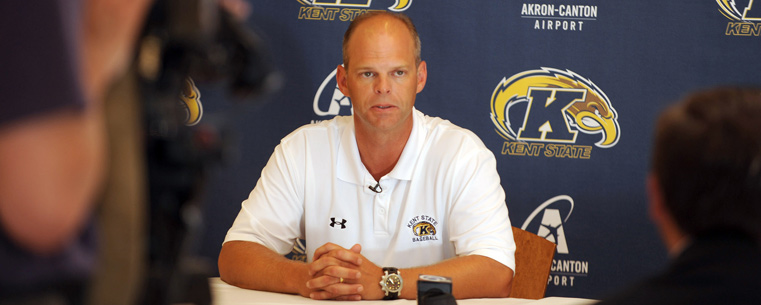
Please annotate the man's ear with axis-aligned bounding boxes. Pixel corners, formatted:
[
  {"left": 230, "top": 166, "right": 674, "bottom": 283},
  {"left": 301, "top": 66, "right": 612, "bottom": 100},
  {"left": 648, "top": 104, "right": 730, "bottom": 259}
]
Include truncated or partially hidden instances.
[
  {"left": 336, "top": 64, "right": 350, "bottom": 97},
  {"left": 647, "top": 172, "right": 686, "bottom": 252},
  {"left": 647, "top": 173, "right": 667, "bottom": 225},
  {"left": 416, "top": 60, "right": 427, "bottom": 93}
]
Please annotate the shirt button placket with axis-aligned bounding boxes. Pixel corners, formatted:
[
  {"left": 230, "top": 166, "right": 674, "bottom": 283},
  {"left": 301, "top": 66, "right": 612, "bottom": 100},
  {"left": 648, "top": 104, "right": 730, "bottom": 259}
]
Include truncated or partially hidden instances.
[{"left": 374, "top": 188, "right": 389, "bottom": 233}]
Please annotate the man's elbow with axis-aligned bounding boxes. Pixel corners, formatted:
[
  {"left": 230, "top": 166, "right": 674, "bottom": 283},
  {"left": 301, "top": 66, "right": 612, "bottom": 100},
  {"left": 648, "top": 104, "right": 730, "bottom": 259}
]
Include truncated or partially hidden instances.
[
  {"left": 218, "top": 240, "right": 259, "bottom": 287},
  {"left": 495, "top": 268, "right": 514, "bottom": 298},
  {"left": 218, "top": 243, "right": 238, "bottom": 285},
  {"left": 481, "top": 262, "right": 513, "bottom": 298}
]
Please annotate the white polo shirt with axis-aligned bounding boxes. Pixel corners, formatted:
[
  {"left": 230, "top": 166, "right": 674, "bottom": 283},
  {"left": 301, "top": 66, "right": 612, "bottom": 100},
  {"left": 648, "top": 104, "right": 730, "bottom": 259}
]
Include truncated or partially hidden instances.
[{"left": 224, "top": 109, "right": 515, "bottom": 271}]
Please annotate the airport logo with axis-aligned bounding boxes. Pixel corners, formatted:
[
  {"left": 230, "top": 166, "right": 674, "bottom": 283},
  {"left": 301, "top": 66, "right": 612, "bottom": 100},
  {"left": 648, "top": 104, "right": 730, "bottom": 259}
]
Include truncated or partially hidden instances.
[
  {"left": 718, "top": 0, "right": 761, "bottom": 36},
  {"left": 312, "top": 68, "right": 353, "bottom": 124},
  {"left": 489, "top": 67, "right": 620, "bottom": 159},
  {"left": 520, "top": 3, "right": 597, "bottom": 31},
  {"left": 179, "top": 77, "right": 203, "bottom": 126},
  {"left": 297, "top": 0, "right": 412, "bottom": 21},
  {"left": 522, "top": 195, "right": 589, "bottom": 288},
  {"left": 407, "top": 215, "right": 439, "bottom": 243}
]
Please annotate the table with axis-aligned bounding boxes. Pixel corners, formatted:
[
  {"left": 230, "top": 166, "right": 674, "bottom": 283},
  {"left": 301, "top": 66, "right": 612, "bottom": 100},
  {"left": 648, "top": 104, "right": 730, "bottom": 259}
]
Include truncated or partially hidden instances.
[{"left": 209, "top": 278, "right": 598, "bottom": 305}]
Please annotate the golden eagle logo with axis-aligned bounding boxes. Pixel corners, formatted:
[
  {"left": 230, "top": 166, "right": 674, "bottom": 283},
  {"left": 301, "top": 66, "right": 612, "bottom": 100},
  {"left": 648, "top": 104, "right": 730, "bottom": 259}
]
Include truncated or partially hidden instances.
[
  {"left": 490, "top": 68, "right": 620, "bottom": 148},
  {"left": 297, "top": 0, "right": 412, "bottom": 12},
  {"left": 179, "top": 77, "right": 203, "bottom": 126},
  {"left": 388, "top": 0, "right": 412, "bottom": 12},
  {"left": 717, "top": 0, "right": 743, "bottom": 21},
  {"left": 716, "top": 0, "right": 761, "bottom": 22}
]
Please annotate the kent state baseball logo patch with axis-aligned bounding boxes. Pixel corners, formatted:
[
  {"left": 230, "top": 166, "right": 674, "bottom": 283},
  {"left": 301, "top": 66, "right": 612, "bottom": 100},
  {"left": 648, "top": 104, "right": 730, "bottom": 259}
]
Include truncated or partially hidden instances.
[{"left": 407, "top": 215, "right": 439, "bottom": 242}]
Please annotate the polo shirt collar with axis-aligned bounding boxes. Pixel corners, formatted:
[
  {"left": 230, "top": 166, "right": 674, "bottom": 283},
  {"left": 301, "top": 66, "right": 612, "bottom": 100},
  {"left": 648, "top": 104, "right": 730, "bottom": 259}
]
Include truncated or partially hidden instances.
[{"left": 336, "top": 108, "right": 425, "bottom": 185}]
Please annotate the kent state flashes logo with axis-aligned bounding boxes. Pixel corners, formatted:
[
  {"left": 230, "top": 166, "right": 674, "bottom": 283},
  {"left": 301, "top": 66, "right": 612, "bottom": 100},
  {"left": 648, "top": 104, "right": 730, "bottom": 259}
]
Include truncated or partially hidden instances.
[
  {"left": 522, "top": 195, "right": 588, "bottom": 288},
  {"left": 179, "top": 77, "right": 203, "bottom": 126},
  {"left": 717, "top": 0, "right": 761, "bottom": 36},
  {"left": 407, "top": 215, "right": 439, "bottom": 243},
  {"left": 490, "top": 67, "right": 620, "bottom": 159},
  {"left": 297, "top": 0, "right": 412, "bottom": 21},
  {"left": 311, "top": 68, "right": 353, "bottom": 123}
]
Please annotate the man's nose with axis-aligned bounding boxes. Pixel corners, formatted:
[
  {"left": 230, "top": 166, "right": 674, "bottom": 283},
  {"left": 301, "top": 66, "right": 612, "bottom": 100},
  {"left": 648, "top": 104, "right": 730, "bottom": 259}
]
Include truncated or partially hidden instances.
[{"left": 374, "top": 76, "right": 391, "bottom": 94}]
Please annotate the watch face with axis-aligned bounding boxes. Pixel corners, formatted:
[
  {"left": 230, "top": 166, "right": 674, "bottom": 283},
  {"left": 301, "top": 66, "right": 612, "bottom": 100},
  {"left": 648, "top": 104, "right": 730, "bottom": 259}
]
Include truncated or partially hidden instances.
[{"left": 385, "top": 274, "right": 402, "bottom": 292}]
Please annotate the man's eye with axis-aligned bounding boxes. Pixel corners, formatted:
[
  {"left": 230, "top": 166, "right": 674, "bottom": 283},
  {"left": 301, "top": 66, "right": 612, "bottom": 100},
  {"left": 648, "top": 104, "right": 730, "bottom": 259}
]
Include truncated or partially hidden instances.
[
  {"left": 395, "top": 71, "right": 406, "bottom": 76},
  {"left": 362, "top": 72, "right": 374, "bottom": 77}
]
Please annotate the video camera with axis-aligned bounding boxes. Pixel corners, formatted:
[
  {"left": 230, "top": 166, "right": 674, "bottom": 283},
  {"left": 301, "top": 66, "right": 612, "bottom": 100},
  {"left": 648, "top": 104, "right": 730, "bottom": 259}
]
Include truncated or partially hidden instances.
[{"left": 135, "top": 1, "right": 279, "bottom": 304}]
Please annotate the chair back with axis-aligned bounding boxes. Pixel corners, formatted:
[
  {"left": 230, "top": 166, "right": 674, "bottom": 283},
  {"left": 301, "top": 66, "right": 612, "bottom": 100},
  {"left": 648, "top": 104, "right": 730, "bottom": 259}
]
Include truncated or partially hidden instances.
[{"left": 509, "top": 226, "right": 556, "bottom": 299}]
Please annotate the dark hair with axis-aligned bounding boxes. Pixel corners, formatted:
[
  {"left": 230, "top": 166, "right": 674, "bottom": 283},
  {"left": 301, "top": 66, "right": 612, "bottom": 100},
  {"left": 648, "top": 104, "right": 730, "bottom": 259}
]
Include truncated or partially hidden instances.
[
  {"left": 652, "top": 87, "right": 761, "bottom": 239},
  {"left": 341, "top": 11, "right": 421, "bottom": 69}
]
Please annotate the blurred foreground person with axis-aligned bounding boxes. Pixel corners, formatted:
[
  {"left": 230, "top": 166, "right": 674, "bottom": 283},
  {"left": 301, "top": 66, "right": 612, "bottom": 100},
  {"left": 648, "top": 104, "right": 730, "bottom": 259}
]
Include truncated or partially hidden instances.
[
  {"left": 0, "top": 0, "right": 151, "bottom": 303},
  {"left": 597, "top": 87, "right": 761, "bottom": 305}
]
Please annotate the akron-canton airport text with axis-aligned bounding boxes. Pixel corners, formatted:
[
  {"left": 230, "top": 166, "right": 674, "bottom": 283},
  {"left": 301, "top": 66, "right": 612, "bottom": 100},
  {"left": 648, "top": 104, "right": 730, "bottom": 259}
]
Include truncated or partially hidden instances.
[
  {"left": 521, "top": 3, "right": 598, "bottom": 31},
  {"left": 521, "top": 4, "right": 598, "bottom": 17},
  {"left": 549, "top": 259, "right": 589, "bottom": 287}
]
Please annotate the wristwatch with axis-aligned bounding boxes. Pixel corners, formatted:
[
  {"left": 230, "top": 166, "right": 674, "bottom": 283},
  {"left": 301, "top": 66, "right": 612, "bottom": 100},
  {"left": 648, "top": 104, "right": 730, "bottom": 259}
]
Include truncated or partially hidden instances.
[{"left": 380, "top": 267, "right": 403, "bottom": 300}]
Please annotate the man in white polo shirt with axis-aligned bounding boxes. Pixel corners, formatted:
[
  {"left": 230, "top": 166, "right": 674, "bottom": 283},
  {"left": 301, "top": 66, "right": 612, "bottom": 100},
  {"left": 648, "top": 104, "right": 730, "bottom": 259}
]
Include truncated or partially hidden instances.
[{"left": 218, "top": 11, "right": 515, "bottom": 301}]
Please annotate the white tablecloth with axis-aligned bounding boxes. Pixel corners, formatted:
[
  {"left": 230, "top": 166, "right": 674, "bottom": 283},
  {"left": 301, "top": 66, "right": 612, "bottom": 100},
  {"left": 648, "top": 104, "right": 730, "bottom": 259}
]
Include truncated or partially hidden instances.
[{"left": 209, "top": 278, "right": 597, "bottom": 305}]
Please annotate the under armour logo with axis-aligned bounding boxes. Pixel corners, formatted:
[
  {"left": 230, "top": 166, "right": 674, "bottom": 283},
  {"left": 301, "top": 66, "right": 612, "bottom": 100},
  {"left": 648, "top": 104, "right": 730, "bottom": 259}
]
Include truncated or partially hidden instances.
[{"left": 330, "top": 217, "right": 347, "bottom": 229}]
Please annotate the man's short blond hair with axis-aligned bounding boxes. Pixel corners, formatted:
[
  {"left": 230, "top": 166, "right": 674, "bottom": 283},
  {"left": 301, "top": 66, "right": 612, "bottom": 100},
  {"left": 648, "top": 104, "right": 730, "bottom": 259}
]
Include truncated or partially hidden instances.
[{"left": 341, "top": 11, "right": 422, "bottom": 69}]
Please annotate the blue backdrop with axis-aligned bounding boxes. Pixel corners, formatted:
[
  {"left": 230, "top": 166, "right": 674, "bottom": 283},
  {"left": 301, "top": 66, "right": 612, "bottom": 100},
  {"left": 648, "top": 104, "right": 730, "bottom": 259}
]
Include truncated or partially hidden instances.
[{"left": 193, "top": 0, "right": 761, "bottom": 299}]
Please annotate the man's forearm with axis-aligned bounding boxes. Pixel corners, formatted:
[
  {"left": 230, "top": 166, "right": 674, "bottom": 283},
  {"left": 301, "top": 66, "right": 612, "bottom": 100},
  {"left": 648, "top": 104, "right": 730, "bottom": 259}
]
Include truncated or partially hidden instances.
[
  {"left": 219, "top": 240, "right": 311, "bottom": 296},
  {"left": 305, "top": 245, "right": 513, "bottom": 300},
  {"left": 397, "top": 255, "right": 513, "bottom": 299}
]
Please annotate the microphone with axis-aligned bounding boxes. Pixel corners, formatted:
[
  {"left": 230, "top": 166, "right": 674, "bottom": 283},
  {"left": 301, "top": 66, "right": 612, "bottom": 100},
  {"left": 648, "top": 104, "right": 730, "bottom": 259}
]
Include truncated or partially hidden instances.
[{"left": 369, "top": 182, "right": 383, "bottom": 193}]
